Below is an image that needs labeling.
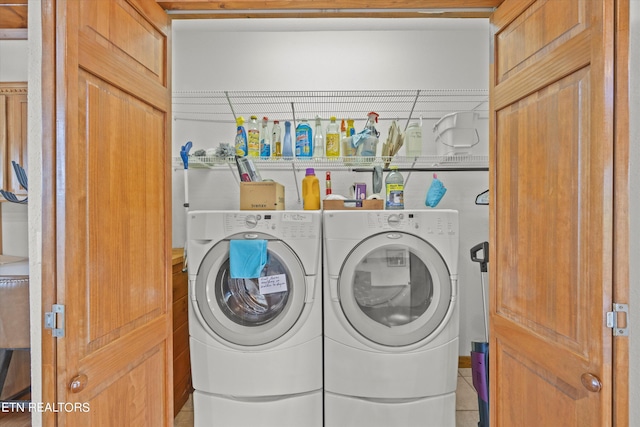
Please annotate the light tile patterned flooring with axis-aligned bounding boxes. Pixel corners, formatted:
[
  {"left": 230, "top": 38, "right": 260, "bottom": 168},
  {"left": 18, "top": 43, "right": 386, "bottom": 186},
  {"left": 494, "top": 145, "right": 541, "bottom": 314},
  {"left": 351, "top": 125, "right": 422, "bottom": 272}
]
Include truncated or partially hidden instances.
[
  {"left": 174, "top": 368, "right": 480, "bottom": 427},
  {"left": 456, "top": 368, "right": 482, "bottom": 427}
]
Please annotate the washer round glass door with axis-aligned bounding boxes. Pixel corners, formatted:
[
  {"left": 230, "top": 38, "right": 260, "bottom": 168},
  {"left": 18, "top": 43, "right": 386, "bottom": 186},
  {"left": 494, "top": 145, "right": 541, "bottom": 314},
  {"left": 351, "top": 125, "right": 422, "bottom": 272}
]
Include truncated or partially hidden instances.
[
  {"left": 338, "top": 232, "right": 452, "bottom": 347},
  {"left": 195, "top": 237, "right": 306, "bottom": 346}
]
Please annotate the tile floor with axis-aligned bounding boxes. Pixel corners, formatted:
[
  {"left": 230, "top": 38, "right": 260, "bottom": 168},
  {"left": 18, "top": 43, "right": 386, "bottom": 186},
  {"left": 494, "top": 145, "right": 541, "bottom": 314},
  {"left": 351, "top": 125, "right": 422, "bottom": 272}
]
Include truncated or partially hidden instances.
[{"left": 174, "top": 368, "right": 480, "bottom": 427}]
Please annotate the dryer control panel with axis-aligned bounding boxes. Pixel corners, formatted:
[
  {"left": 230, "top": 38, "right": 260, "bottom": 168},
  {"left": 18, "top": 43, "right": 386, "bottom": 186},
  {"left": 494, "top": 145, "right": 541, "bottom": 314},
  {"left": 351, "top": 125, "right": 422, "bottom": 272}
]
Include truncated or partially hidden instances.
[
  {"left": 364, "top": 211, "right": 457, "bottom": 237},
  {"left": 323, "top": 209, "right": 459, "bottom": 279}
]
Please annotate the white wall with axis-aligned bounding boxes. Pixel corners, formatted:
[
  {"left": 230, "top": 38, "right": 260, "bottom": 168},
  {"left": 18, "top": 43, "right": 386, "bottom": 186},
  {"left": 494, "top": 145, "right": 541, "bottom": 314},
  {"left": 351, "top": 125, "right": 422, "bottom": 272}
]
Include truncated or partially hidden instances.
[
  {"left": 0, "top": 39, "right": 29, "bottom": 257},
  {"left": 1, "top": 203, "right": 29, "bottom": 256},
  {"left": 172, "top": 18, "right": 491, "bottom": 355},
  {"left": 0, "top": 40, "right": 28, "bottom": 80}
]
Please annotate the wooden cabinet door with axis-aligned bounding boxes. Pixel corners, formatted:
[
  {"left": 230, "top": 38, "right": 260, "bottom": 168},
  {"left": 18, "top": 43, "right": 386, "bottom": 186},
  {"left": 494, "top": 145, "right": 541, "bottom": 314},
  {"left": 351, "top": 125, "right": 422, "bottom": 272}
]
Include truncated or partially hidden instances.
[
  {"left": 490, "top": 0, "right": 616, "bottom": 425},
  {"left": 0, "top": 82, "right": 27, "bottom": 197},
  {"left": 49, "top": 0, "right": 172, "bottom": 425}
]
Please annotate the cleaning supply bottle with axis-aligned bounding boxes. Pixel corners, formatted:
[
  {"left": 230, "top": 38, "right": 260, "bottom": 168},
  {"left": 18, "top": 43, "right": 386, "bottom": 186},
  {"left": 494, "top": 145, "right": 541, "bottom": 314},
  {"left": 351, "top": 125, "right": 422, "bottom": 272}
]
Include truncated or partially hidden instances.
[
  {"left": 360, "top": 111, "right": 380, "bottom": 157},
  {"left": 260, "top": 116, "right": 271, "bottom": 157},
  {"left": 325, "top": 116, "right": 340, "bottom": 157},
  {"left": 340, "top": 118, "right": 347, "bottom": 140},
  {"left": 234, "top": 116, "right": 248, "bottom": 156},
  {"left": 405, "top": 118, "right": 423, "bottom": 157},
  {"left": 385, "top": 166, "right": 404, "bottom": 210},
  {"left": 313, "top": 116, "right": 324, "bottom": 158},
  {"left": 272, "top": 120, "right": 282, "bottom": 157},
  {"left": 365, "top": 112, "right": 379, "bottom": 135},
  {"left": 296, "top": 119, "right": 313, "bottom": 158},
  {"left": 302, "top": 168, "right": 321, "bottom": 210},
  {"left": 283, "top": 121, "right": 294, "bottom": 157},
  {"left": 247, "top": 115, "right": 260, "bottom": 157},
  {"left": 346, "top": 119, "right": 356, "bottom": 137},
  {"left": 325, "top": 171, "right": 332, "bottom": 195}
]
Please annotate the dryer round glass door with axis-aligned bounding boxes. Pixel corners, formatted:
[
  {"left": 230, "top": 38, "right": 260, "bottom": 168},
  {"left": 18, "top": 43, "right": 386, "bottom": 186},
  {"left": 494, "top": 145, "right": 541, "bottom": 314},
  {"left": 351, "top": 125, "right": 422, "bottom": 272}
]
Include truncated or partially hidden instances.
[
  {"left": 338, "top": 232, "right": 452, "bottom": 347},
  {"left": 195, "top": 238, "right": 307, "bottom": 346}
]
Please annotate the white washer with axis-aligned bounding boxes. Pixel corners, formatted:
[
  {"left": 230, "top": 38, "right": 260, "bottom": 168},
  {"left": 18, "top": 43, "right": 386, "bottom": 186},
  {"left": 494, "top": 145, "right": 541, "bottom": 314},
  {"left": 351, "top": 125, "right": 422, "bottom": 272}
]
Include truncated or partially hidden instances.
[
  {"left": 187, "top": 210, "right": 323, "bottom": 427},
  {"left": 323, "top": 209, "right": 459, "bottom": 427}
]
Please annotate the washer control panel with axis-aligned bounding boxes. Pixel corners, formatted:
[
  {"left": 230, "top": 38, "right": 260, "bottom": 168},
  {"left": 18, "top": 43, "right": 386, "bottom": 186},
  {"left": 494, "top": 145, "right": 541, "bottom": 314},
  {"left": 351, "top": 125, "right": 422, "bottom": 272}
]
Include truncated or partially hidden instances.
[{"left": 223, "top": 211, "right": 320, "bottom": 239}]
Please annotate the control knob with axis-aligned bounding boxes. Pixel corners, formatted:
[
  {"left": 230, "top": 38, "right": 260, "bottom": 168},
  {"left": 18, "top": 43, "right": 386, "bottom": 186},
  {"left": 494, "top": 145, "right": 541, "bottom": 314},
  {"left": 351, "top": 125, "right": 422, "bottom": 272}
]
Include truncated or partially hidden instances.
[
  {"left": 245, "top": 215, "right": 258, "bottom": 228},
  {"left": 387, "top": 214, "right": 402, "bottom": 227}
]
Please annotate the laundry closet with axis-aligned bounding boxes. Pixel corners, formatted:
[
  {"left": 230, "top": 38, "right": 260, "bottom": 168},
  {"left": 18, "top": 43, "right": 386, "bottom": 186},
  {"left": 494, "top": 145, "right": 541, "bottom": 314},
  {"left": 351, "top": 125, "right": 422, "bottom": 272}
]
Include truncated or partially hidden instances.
[
  {"left": 0, "top": 0, "right": 629, "bottom": 425},
  {"left": 172, "top": 17, "right": 490, "bottom": 360}
]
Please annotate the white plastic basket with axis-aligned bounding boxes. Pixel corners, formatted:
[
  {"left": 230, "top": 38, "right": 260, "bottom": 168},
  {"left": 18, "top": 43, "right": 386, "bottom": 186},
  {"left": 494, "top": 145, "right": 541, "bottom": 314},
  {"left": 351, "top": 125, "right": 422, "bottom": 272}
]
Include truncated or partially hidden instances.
[{"left": 433, "top": 112, "right": 480, "bottom": 156}]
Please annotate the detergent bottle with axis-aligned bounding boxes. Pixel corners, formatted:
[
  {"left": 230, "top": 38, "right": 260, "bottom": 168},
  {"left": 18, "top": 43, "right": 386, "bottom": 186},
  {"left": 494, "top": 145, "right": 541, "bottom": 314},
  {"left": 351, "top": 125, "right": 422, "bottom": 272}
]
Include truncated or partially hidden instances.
[
  {"left": 325, "top": 116, "right": 340, "bottom": 157},
  {"left": 234, "top": 116, "right": 248, "bottom": 156},
  {"left": 272, "top": 120, "right": 282, "bottom": 157},
  {"left": 260, "top": 116, "right": 271, "bottom": 157},
  {"left": 296, "top": 119, "right": 313, "bottom": 158},
  {"left": 302, "top": 168, "right": 321, "bottom": 210},
  {"left": 405, "top": 118, "right": 423, "bottom": 157},
  {"left": 247, "top": 115, "right": 260, "bottom": 157},
  {"left": 313, "top": 116, "right": 324, "bottom": 158},
  {"left": 385, "top": 166, "right": 404, "bottom": 210},
  {"left": 341, "top": 119, "right": 357, "bottom": 159},
  {"left": 346, "top": 119, "right": 356, "bottom": 137}
]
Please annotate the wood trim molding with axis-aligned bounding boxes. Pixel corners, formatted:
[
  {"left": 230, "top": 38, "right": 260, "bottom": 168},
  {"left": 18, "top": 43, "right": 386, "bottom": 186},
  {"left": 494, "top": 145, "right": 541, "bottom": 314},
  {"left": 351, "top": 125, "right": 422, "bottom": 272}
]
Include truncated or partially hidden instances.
[
  {"left": 0, "top": 0, "right": 27, "bottom": 39},
  {"left": 458, "top": 356, "right": 471, "bottom": 369},
  {"left": 158, "top": 0, "right": 503, "bottom": 18},
  {"left": 0, "top": 82, "right": 28, "bottom": 95},
  {"left": 157, "top": 0, "right": 504, "bottom": 11},
  {"left": 40, "top": 0, "right": 57, "bottom": 425},
  {"left": 613, "top": 0, "right": 630, "bottom": 425},
  {"left": 167, "top": 11, "right": 493, "bottom": 19},
  {"left": 0, "top": 3, "right": 27, "bottom": 25}
]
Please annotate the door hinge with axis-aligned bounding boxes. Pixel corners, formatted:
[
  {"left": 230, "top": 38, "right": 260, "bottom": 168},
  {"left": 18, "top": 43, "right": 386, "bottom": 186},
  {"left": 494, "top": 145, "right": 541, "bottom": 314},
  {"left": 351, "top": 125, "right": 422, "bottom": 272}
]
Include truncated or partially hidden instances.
[
  {"left": 44, "top": 304, "right": 65, "bottom": 338},
  {"left": 606, "top": 303, "right": 628, "bottom": 336}
]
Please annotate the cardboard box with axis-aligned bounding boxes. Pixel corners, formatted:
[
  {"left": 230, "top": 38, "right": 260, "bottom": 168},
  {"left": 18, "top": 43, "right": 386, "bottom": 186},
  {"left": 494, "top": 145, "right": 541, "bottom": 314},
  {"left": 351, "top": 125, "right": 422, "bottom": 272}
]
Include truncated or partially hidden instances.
[
  {"left": 323, "top": 199, "right": 384, "bottom": 210},
  {"left": 240, "top": 182, "right": 285, "bottom": 210}
]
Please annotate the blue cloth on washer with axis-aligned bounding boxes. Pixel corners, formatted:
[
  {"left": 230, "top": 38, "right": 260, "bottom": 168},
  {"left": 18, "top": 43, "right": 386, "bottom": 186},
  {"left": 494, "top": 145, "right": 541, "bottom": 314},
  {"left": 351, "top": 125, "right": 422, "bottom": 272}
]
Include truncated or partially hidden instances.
[{"left": 229, "top": 239, "right": 268, "bottom": 279}]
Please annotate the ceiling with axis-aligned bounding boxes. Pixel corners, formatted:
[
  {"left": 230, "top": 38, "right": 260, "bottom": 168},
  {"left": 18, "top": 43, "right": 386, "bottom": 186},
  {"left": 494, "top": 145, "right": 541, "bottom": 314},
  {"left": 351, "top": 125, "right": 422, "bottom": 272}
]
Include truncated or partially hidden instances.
[
  {"left": 173, "top": 17, "right": 490, "bottom": 32},
  {"left": 0, "top": 0, "right": 502, "bottom": 40}
]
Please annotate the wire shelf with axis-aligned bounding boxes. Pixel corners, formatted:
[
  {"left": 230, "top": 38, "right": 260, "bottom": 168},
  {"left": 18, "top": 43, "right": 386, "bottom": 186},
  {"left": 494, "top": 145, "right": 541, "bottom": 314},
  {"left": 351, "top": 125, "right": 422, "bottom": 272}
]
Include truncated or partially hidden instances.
[
  {"left": 173, "top": 155, "right": 488, "bottom": 172},
  {"left": 172, "top": 89, "right": 489, "bottom": 125}
]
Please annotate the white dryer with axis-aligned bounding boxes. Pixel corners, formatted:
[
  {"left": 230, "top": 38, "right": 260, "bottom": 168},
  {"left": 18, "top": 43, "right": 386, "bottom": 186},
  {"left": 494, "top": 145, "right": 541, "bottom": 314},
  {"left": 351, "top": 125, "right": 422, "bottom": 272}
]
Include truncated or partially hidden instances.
[
  {"left": 323, "top": 210, "right": 459, "bottom": 427},
  {"left": 187, "top": 210, "right": 322, "bottom": 427}
]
